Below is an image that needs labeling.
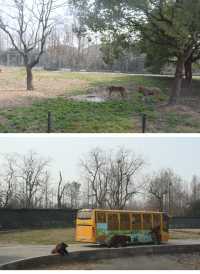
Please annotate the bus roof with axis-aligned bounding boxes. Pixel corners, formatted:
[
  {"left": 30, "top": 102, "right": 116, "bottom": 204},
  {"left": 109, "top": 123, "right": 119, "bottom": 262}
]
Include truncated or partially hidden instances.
[{"left": 78, "top": 209, "right": 167, "bottom": 214}]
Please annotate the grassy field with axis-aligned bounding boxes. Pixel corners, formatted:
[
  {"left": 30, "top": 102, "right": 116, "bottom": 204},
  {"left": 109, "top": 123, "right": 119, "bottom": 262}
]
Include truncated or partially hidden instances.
[
  {"left": 170, "top": 229, "right": 200, "bottom": 240},
  {"left": 0, "top": 228, "right": 200, "bottom": 246},
  {"left": 0, "top": 68, "right": 200, "bottom": 132},
  {"left": 0, "top": 228, "right": 76, "bottom": 245}
]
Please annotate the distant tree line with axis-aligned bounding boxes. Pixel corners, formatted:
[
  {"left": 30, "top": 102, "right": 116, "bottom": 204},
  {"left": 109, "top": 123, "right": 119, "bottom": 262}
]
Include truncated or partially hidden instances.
[{"left": 0, "top": 148, "right": 199, "bottom": 217}]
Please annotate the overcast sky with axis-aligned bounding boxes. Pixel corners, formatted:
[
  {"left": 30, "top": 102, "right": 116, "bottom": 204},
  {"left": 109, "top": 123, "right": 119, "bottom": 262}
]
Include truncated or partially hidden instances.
[{"left": 0, "top": 135, "right": 199, "bottom": 184}]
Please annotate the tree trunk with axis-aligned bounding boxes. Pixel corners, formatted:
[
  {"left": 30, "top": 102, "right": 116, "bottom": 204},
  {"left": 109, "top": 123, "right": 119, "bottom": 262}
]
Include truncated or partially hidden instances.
[
  {"left": 169, "top": 56, "right": 185, "bottom": 105},
  {"left": 26, "top": 66, "right": 34, "bottom": 91},
  {"left": 184, "top": 58, "right": 192, "bottom": 87},
  {"left": 159, "top": 198, "right": 163, "bottom": 212}
]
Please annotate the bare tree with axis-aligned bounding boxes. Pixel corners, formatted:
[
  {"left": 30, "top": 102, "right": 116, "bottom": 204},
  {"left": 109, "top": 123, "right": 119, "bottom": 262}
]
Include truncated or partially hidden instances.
[
  {"left": 81, "top": 148, "right": 145, "bottom": 209},
  {"left": 148, "top": 170, "right": 169, "bottom": 212},
  {"left": 57, "top": 171, "right": 67, "bottom": 209},
  {"left": 43, "top": 171, "right": 51, "bottom": 208},
  {"left": 0, "top": 0, "right": 58, "bottom": 90},
  {"left": 81, "top": 149, "right": 109, "bottom": 208},
  {"left": 66, "top": 181, "right": 81, "bottom": 209},
  {"left": 147, "top": 169, "right": 184, "bottom": 213},
  {"left": 107, "top": 149, "right": 145, "bottom": 209},
  {"left": 0, "top": 154, "right": 19, "bottom": 208},
  {"left": 18, "top": 151, "right": 50, "bottom": 208},
  {"left": 190, "top": 175, "right": 200, "bottom": 202}
]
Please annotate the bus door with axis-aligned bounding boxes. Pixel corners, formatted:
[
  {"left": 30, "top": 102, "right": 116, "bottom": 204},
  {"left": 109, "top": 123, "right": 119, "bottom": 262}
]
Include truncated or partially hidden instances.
[
  {"left": 96, "top": 211, "right": 107, "bottom": 243},
  {"left": 76, "top": 210, "right": 95, "bottom": 243}
]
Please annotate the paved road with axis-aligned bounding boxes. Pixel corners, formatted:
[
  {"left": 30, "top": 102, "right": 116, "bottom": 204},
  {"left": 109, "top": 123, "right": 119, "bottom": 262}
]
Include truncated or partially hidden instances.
[
  {"left": 0, "top": 244, "right": 100, "bottom": 265},
  {"left": 1, "top": 240, "right": 200, "bottom": 266},
  {"left": 46, "top": 253, "right": 200, "bottom": 270}
]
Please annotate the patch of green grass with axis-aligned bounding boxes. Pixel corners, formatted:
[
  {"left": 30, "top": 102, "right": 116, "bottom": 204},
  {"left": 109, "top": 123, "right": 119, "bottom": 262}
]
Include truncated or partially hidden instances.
[
  {"left": 160, "top": 112, "right": 200, "bottom": 133},
  {"left": 0, "top": 71, "right": 200, "bottom": 133},
  {"left": 1, "top": 95, "right": 200, "bottom": 133},
  {"left": 0, "top": 92, "right": 157, "bottom": 133},
  {"left": 0, "top": 228, "right": 75, "bottom": 245}
]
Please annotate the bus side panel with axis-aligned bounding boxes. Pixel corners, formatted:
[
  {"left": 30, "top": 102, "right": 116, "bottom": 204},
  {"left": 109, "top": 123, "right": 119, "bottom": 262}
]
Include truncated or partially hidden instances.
[
  {"left": 161, "top": 231, "right": 169, "bottom": 242},
  {"left": 96, "top": 223, "right": 108, "bottom": 243},
  {"left": 76, "top": 225, "right": 96, "bottom": 243}
]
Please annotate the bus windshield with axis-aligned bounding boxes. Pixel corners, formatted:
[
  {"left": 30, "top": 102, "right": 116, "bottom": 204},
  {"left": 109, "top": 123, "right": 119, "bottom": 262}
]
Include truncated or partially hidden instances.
[{"left": 77, "top": 210, "right": 93, "bottom": 220}]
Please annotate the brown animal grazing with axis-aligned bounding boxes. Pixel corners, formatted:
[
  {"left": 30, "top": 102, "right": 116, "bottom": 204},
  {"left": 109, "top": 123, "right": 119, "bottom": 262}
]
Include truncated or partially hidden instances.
[
  {"left": 107, "top": 86, "right": 127, "bottom": 98},
  {"left": 138, "top": 86, "right": 161, "bottom": 98},
  {"left": 51, "top": 242, "right": 69, "bottom": 256},
  {"left": 109, "top": 235, "right": 131, "bottom": 248}
]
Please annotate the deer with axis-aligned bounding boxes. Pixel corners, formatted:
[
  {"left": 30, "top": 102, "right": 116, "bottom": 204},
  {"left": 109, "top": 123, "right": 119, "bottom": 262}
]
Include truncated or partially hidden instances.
[
  {"left": 107, "top": 86, "right": 128, "bottom": 99},
  {"left": 138, "top": 86, "right": 161, "bottom": 98}
]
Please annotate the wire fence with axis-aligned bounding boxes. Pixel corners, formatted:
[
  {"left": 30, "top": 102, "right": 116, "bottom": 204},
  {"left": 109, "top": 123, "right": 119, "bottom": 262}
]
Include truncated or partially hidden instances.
[{"left": 46, "top": 111, "right": 148, "bottom": 133}]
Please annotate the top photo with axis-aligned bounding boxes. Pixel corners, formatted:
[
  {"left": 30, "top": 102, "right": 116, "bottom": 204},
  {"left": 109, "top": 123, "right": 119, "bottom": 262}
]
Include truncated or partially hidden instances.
[{"left": 0, "top": 0, "right": 199, "bottom": 133}]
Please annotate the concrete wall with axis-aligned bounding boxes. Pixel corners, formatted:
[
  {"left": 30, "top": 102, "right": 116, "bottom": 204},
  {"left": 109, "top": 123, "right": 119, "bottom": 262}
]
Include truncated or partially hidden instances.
[
  {"left": 0, "top": 210, "right": 199, "bottom": 231},
  {"left": 0, "top": 209, "right": 77, "bottom": 230},
  {"left": 170, "top": 217, "right": 200, "bottom": 229}
]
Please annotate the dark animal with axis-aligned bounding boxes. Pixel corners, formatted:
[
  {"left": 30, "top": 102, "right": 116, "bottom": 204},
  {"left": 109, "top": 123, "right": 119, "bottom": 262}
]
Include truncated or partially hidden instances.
[
  {"left": 108, "top": 235, "right": 131, "bottom": 248},
  {"left": 150, "top": 226, "right": 161, "bottom": 245},
  {"left": 138, "top": 86, "right": 161, "bottom": 98},
  {"left": 107, "top": 86, "right": 127, "bottom": 98},
  {"left": 51, "top": 242, "right": 69, "bottom": 256}
]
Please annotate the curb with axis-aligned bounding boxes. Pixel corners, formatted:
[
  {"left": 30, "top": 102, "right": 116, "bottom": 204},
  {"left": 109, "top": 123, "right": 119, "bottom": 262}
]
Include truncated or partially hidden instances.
[{"left": 1, "top": 244, "right": 200, "bottom": 270}]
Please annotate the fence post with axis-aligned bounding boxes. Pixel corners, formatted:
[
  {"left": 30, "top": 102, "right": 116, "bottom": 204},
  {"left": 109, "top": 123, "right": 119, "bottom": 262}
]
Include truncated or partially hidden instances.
[
  {"left": 142, "top": 114, "right": 147, "bottom": 133},
  {"left": 48, "top": 111, "right": 52, "bottom": 133}
]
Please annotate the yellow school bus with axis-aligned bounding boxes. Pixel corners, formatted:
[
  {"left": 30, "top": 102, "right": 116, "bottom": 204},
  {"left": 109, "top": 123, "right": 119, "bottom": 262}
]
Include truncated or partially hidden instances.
[{"left": 76, "top": 209, "right": 169, "bottom": 247}]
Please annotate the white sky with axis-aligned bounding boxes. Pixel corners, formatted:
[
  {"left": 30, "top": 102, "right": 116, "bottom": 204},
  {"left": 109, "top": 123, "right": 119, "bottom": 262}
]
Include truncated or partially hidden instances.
[{"left": 0, "top": 135, "right": 199, "bottom": 185}]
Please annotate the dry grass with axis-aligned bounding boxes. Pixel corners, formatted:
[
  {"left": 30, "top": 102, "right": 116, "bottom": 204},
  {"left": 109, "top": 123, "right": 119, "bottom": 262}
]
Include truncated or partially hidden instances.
[
  {"left": 0, "top": 228, "right": 75, "bottom": 245},
  {"left": 0, "top": 67, "right": 89, "bottom": 108},
  {"left": 170, "top": 229, "right": 200, "bottom": 240}
]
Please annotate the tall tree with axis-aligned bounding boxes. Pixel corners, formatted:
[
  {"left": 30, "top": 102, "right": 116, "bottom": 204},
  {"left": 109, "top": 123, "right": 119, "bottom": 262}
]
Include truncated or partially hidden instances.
[
  {"left": 147, "top": 169, "right": 185, "bottom": 214},
  {"left": 81, "top": 148, "right": 145, "bottom": 209},
  {"left": 0, "top": 154, "right": 17, "bottom": 208},
  {"left": 66, "top": 181, "right": 81, "bottom": 209},
  {"left": 57, "top": 171, "right": 67, "bottom": 209},
  {"left": 81, "top": 149, "right": 109, "bottom": 208},
  {"left": 18, "top": 151, "right": 50, "bottom": 208},
  {"left": 0, "top": 0, "right": 58, "bottom": 90}
]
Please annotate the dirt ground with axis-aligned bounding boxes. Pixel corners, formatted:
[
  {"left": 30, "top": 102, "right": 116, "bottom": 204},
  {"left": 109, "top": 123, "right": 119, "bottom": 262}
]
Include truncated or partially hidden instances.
[
  {"left": 43, "top": 253, "right": 200, "bottom": 270},
  {"left": 0, "top": 67, "right": 88, "bottom": 108}
]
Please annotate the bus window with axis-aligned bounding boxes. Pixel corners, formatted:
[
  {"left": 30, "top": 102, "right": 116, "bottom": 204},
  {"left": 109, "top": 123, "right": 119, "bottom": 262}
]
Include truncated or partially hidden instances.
[
  {"left": 163, "top": 214, "right": 169, "bottom": 232},
  {"left": 120, "top": 213, "right": 131, "bottom": 230},
  {"left": 108, "top": 214, "right": 119, "bottom": 230},
  {"left": 132, "top": 214, "right": 141, "bottom": 230},
  {"left": 77, "top": 210, "right": 93, "bottom": 220},
  {"left": 143, "top": 214, "right": 152, "bottom": 230},
  {"left": 96, "top": 212, "right": 106, "bottom": 223},
  {"left": 153, "top": 214, "right": 161, "bottom": 229}
]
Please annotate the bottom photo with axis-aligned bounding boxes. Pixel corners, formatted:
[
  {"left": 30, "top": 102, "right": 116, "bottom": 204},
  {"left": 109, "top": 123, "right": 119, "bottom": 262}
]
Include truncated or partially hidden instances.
[{"left": 0, "top": 135, "right": 199, "bottom": 270}]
